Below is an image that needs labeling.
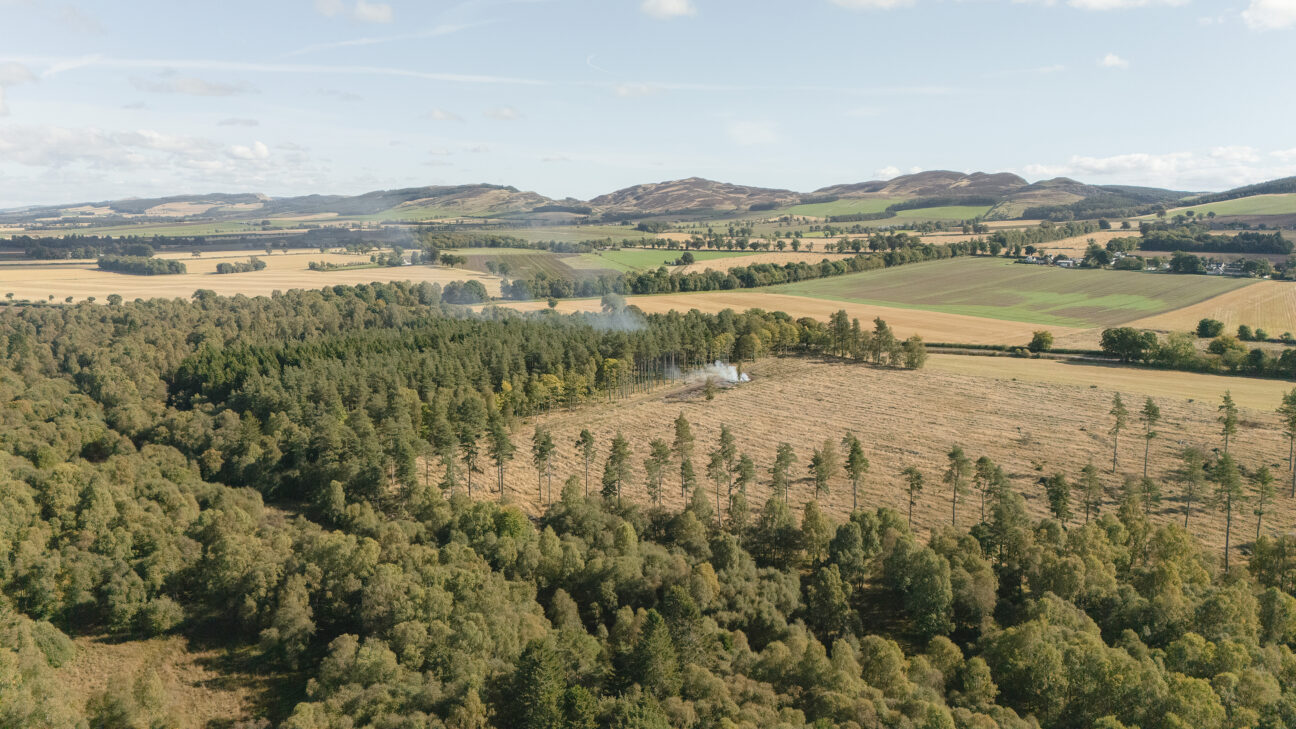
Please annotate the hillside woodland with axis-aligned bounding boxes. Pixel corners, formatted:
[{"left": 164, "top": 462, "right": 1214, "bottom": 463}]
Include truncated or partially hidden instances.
[{"left": 1, "top": 283, "right": 1295, "bottom": 729}]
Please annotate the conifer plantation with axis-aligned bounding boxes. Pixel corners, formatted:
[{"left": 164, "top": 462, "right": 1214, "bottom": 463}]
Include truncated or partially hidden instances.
[{"left": 0, "top": 281, "right": 1295, "bottom": 729}]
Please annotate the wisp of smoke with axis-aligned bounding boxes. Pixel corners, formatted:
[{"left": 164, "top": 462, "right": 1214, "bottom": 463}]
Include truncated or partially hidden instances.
[{"left": 680, "top": 360, "right": 750, "bottom": 384}]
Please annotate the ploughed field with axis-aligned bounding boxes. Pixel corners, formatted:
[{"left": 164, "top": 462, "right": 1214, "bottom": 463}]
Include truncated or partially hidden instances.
[
  {"left": 771, "top": 257, "right": 1254, "bottom": 328},
  {"left": 438, "top": 355, "right": 1295, "bottom": 558}
]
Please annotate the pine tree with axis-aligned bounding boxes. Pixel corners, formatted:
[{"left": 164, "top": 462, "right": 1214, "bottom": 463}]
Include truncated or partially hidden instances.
[
  {"left": 809, "top": 438, "right": 838, "bottom": 501},
  {"left": 771, "top": 443, "right": 797, "bottom": 502},
  {"left": 1212, "top": 453, "right": 1245, "bottom": 572},
  {"left": 644, "top": 438, "right": 671, "bottom": 506},
  {"left": 576, "top": 429, "right": 596, "bottom": 497},
  {"left": 457, "top": 393, "right": 487, "bottom": 497},
  {"left": 841, "top": 431, "right": 869, "bottom": 513},
  {"left": 1253, "top": 465, "right": 1277, "bottom": 541},
  {"left": 1178, "top": 447, "right": 1208, "bottom": 528},
  {"left": 487, "top": 411, "right": 514, "bottom": 498},
  {"left": 1140, "top": 397, "right": 1160, "bottom": 479},
  {"left": 944, "top": 445, "right": 972, "bottom": 527},
  {"left": 1043, "top": 473, "right": 1072, "bottom": 525},
  {"left": 1219, "top": 391, "right": 1239, "bottom": 455},
  {"left": 601, "top": 432, "right": 631, "bottom": 505},
  {"left": 672, "top": 412, "right": 695, "bottom": 498},
  {"left": 532, "top": 426, "right": 555, "bottom": 504},
  {"left": 1279, "top": 389, "right": 1296, "bottom": 497},
  {"left": 902, "top": 465, "right": 924, "bottom": 529},
  {"left": 1109, "top": 393, "right": 1129, "bottom": 473}
]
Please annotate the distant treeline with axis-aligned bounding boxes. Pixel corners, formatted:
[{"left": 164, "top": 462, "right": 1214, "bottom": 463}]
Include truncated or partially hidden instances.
[
  {"left": 1133, "top": 224, "right": 1293, "bottom": 255},
  {"left": 414, "top": 231, "right": 593, "bottom": 254},
  {"left": 1183, "top": 175, "right": 1296, "bottom": 207},
  {"left": 97, "top": 255, "right": 187, "bottom": 275},
  {"left": 1022, "top": 187, "right": 1187, "bottom": 221},
  {"left": 885, "top": 195, "right": 998, "bottom": 212},
  {"left": 7, "top": 235, "right": 156, "bottom": 259},
  {"left": 214, "top": 257, "right": 268, "bottom": 274}
]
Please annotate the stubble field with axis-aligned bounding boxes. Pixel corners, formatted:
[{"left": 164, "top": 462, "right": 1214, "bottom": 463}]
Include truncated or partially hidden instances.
[
  {"left": 1127, "top": 280, "right": 1296, "bottom": 336},
  {"left": 459, "top": 356, "right": 1295, "bottom": 558}
]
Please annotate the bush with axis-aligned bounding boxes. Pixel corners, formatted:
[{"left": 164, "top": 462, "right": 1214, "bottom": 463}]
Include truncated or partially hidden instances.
[
  {"left": 1196, "top": 318, "right": 1225, "bottom": 338},
  {"left": 1238, "top": 324, "right": 1255, "bottom": 341},
  {"left": 1028, "top": 331, "right": 1054, "bottom": 353}
]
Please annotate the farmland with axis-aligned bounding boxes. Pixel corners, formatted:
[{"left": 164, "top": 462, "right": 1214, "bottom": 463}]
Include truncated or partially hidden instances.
[
  {"left": 1172, "top": 193, "right": 1296, "bottom": 218},
  {"left": 567, "top": 248, "right": 753, "bottom": 272},
  {"left": 778, "top": 197, "right": 900, "bottom": 217},
  {"left": 1127, "top": 279, "right": 1296, "bottom": 336},
  {"left": 0, "top": 250, "right": 503, "bottom": 302},
  {"left": 471, "top": 356, "right": 1293, "bottom": 550},
  {"left": 772, "top": 256, "right": 1255, "bottom": 328}
]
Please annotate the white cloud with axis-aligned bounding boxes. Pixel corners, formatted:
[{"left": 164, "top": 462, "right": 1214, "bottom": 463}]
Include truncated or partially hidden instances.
[
  {"left": 831, "top": 0, "right": 916, "bottom": 8},
  {"left": 485, "top": 105, "right": 522, "bottom": 120},
  {"left": 227, "top": 141, "right": 270, "bottom": 160},
  {"left": 1021, "top": 148, "right": 1296, "bottom": 190},
  {"left": 217, "top": 118, "right": 260, "bottom": 127},
  {"left": 0, "top": 62, "right": 37, "bottom": 86},
  {"left": 353, "top": 0, "right": 393, "bottom": 23},
  {"left": 875, "top": 166, "right": 902, "bottom": 179},
  {"left": 314, "top": 0, "right": 345, "bottom": 17},
  {"left": 1068, "top": 0, "right": 1187, "bottom": 9},
  {"left": 1099, "top": 53, "right": 1130, "bottom": 68},
  {"left": 845, "top": 107, "right": 880, "bottom": 118},
  {"left": 726, "top": 120, "right": 778, "bottom": 146},
  {"left": 0, "top": 89, "right": 7, "bottom": 117},
  {"left": 130, "top": 74, "right": 254, "bottom": 96},
  {"left": 614, "top": 82, "right": 660, "bottom": 97},
  {"left": 641, "top": 0, "right": 697, "bottom": 19},
  {"left": 426, "top": 108, "right": 462, "bottom": 121},
  {"left": 1243, "top": 0, "right": 1296, "bottom": 29}
]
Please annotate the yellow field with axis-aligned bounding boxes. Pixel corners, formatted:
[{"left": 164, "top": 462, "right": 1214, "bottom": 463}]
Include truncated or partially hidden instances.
[
  {"left": 0, "top": 250, "right": 503, "bottom": 302},
  {"left": 1032, "top": 229, "right": 1137, "bottom": 256},
  {"left": 497, "top": 291, "right": 1097, "bottom": 347},
  {"left": 450, "top": 356, "right": 1295, "bottom": 552},
  {"left": 1127, "top": 280, "right": 1296, "bottom": 336}
]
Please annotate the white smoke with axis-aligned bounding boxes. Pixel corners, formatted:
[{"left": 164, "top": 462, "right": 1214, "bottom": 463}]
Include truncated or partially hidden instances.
[{"left": 682, "top": 361, "right": 750, "bottom": 384}]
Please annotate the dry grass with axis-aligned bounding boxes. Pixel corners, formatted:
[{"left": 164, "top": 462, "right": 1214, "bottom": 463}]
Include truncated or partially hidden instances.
[
  {"left": 494, "top": 292, "right": 1096, "bottom": 347},
  {"left": 1127, "top": 280, "right": 1296, "bottom": 336},
  {"left": 465, "top": 356, "right": 1294, "bottom": 555},
  {"left": 1033, "top": 230, "right": 1138, "bottom": 256},
  {"left": 53, "top": 636, "right": 255, "bottom": 728},
  {"left": 0, "top": 250, "right": 503, "bottom": 302}
]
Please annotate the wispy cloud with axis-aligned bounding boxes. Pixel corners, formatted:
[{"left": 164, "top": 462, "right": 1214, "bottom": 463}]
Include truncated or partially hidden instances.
[
  {"left": 315, "top": 0, "right": 393, "bottom": 23},
  {"left": 1022, "top": 147, "right": 1296, "bottom": 189},
  {"left": 642, "top": 0, "right": 697, "bottom": 19},
  {"left": 217, "top": 118, "right": 260, "bottom": 127},
  {"left": 130, "top": 73, "right": 255, "bottom": 96},
  {"left": 426, "top": 108, "right": 463, "bottom": 121},
  {"left": 485, "top": 105, "right": 522, "bottom": 120},
  {"left": 1243, "top": 0, "right": 1296, "bottom": 29},
  {"left": 283, "top": 23, "right": 480, "bottom": 57},
  {"left": 1099, "top": 53, "right": 1130, "bottom": 69},
  {"left": 726, "top": 120, "right": 778, "bottom": 146}
]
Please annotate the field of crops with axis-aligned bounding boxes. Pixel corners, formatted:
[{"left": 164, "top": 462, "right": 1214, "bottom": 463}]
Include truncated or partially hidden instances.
[
  {"left": 463, "top": 356, "right": 1293, "bottom": 550},
  {"left": 569, "top": 248, "right": 755, "bottom": 273},
  {"left": 891, "top": 204, "right": 994, "bottom": 222},
  {"left": 1174, "top": 193, "right": 1296, "bottom": 218},
  {"left": 778, "top": 198, "right": 900, "bottom": 217},
  {"left": 772, "top": 257, "right": 1255, "bottom": 328},
  {"left": 1128, "top": 279, "right": 1296, "bottom": 336}
]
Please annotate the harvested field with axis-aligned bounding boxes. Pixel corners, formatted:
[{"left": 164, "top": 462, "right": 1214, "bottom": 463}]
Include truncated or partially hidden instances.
[
  {"left": 493, "top": 291, "right": 1095, "bottom": 346},
  {"left": 773, "top": 257, "right": 1254, "bottom": 328},
  {"left": 1127, "top": 280, "right": 1296, "bottom": 336},
  {"left": 675, "top": 251, "right": 856, "bottom": 274},
  {"left": 1033, "top": 229, "right": 1138, "bottom": 256},
  {"left": 0, "top": 250, "right": 503, "bottom": 302},
  {"left": 459, "top": 356, "right": 1295, "bottom": 555}
]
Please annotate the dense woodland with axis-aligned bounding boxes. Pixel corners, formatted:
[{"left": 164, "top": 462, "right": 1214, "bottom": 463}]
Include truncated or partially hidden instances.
[
  {"left": 96, "top": 255, "right": 188, "bottom": 276},
  {"left": 1, "top": 283, "right": 1296, "bottom": 729}
]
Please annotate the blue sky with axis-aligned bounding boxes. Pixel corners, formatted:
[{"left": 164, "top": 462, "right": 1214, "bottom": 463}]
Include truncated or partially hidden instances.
[{"left": 0, "top": 0, "right": 1294, "bottom": 207}]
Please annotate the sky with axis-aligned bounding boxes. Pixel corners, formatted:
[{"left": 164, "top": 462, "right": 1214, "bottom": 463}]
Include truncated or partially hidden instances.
[{"left": 0, "top": 0, "right": 1294, "bottom": 207}]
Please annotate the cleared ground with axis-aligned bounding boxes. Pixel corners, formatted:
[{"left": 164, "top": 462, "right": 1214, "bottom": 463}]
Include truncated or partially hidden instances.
[
  {"left": 450, "top": 356, "right": 1295, "bottom": 554},
  {"left": 0, "top": 250, "right": 503, "bottom": 302},
  {"left": 493, "top": 291, "right": 1093, "bottom": 347},
  {"left": 1127, "top": 280, "right": 1296, "bottom": 336},
  {"left": 772, "top": 257, "right": 1254, "bottom": 328}
]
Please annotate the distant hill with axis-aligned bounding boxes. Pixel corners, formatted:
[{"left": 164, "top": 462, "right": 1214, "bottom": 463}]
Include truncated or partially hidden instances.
[{"left": 6, "top": 172, "right": 1294, "bottom": 228}]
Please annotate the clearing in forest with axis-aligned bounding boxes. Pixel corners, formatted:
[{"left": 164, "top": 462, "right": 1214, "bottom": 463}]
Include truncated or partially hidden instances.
[{"left": 773, "top": 257, "right": 1254, "bottom": 328}]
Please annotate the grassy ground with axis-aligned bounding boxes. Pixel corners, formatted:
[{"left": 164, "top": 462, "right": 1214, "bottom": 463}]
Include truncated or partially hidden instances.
[
  {"left": 891, "top": 204, "right": 994, "bottom": 222},
  {"left": 772, "top": 257, "right": 1254, "bottom": 328},
  {"left": 570, "top": 249, "right": 755, "bottom": 273},
  {"left": 1173, "top": 193, "right": 1296, "bottom": 218},
  {"left": 778, "top": 198, "right": 901, "bottom": 217}
]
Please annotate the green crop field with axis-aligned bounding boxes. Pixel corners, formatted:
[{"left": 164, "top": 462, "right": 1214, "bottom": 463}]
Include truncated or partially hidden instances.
[
  {"left": 779, "top": 198, "right": 901, "bottom": 217},
  {"left": 1172, "top": 193, "right": 1296, "bottom": 218},
  {"left": 772, "top": 257, "right": 1255, "bottom": 328},
  {"left": 456, "top": 249, "right": 586, "bottom": 280},
  {"left": 569, "top": 248, "right": 757, "bottom": 273},
  {"left": 891, "top": 204, "right": 994, "bottom": 222}
]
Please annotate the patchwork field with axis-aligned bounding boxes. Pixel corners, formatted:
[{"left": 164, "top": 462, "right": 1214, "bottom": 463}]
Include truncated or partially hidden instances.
[
  {"left": 1127, "top": 280, "right": 1296, "bottom": 336},
  {"left": 675, "top": 251, "right": 856, "bottom": 274},
  {"left": 1173, "top": 193, "right": 1296, "bottom": 218},
  {"left": 1031, "top": 229, "right": 1139, "bottom": 256},
  {"left": 0, "top": 250, "right": 503, "bottom": 302},
  {"left": 459, "top": 356, "right": 1295, "bottom": 552},
  {"left": 569, "top": 248, "right": 754, "bottom": 273},
  {"left": 772, "top": 257, "right": 1255, "bottom": 328},
  {"left": 494, "top": 290, "right": 1093, "bottom": 346},
  {"left": 779, "top": 198, "right": 900, "bottom": 217}
]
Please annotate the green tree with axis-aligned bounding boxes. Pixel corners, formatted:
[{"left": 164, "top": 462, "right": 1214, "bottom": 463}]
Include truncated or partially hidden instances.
[
  {"left": 1140, "top": 397, "right": 1160, "bottom": 479},
  {"left": 504, "top": 639, "right": 565, "bottom": 729},
  {"left": 1178, "top": 447, "right": 1208, "bottom": 528},
  {"left": 808, "top": 438, "right": 838, "bottom": 501},
  {"left": 902, "top": 465, "right": 924, "bottom": 529},
  {"left": 944, "top": 445, "right": 972, "bottom": 526},
  {"left": 672, "top": 412, "right": 695, "bottom": 498},
  {"left": 602, "top": 432, "right": 631, "bottom": 504},
  {"left": 1028, "top": 330, "right": 1054, "bottom": 353},
  {"left": 627, "top": 610, "right": 680, "bottom": 698},
  {"left": 1279, "top": 389, "right": 1296, "bottom": 497},
  {"left": 1079, "top": 462, "right": 1103, "bottom": 523},
  {"left": 487, "top": 411, "right": 515, "bottom": 498},
  {"left": 457, "top": 393, "right": 488, "bottom": 497},
  {"left": 1212, "top": 454, "right": 1245, "bottom": 571},
  {"left": 1219, "top": 391, "right": 1239, "bottom": 454},
  {"left": 841, "top": 431, "right": 869, "bottom": 513},
  {"left": 531, "top": 426, "right": 555, "bottom": 504},
  {"left": 644, "top": 438, "right": 671, "bottom": 506},
  {"left": 805, "top": 564, "right": 854, "bottom": 641},
  {"left": 1043, "top": 473, "right": 1072, "bottom": 525},
  {"left": 576, "top": 429, "right": 596, "bottom": 497},
  {"left": 1109, "top": 393, "right": 1129, "bottom": 472},
  {"left": 771, "top": 443, "right": 797, "bottom": 502},
  {"left": 1252, "top": 465, "right": 1277, "bottom": 541}
]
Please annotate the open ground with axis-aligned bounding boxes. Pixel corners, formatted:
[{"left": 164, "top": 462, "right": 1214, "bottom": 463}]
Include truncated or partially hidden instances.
[
  {"left": 772, "top": 257, "right": 1255, "bottom": 328},
  {"left": 448, "top": 356, "right": 1296, "bottom": 556},
  {"left": 1128, "top": 279, "right": 1296, "bottom": 336}
]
